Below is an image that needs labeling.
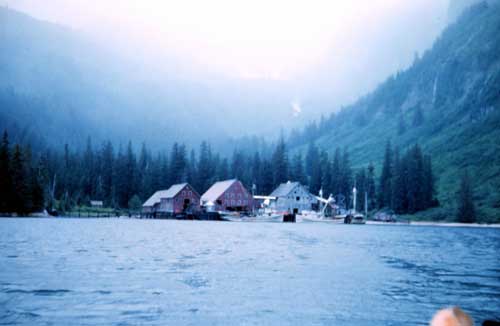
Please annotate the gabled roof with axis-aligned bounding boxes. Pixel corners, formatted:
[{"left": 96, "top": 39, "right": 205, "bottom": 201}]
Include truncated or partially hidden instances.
[
  {"left": 142, "top": 183, "right": 191, "bottom": 207},
  {"left": 201, "top": 179, "right": 238, "bottom": 202},
  {"left": 143, "top": 190, "right": 170, "bottom": 207},
  {"left": 162, "top": 183, "right": 189, "bottom": 199},
  {"left": 270, "top": 181, "right": 302, "bottom": 197}
]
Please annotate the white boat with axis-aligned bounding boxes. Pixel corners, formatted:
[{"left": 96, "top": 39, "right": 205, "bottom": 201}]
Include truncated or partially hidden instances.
[{"left": 351, "top": 213, "right": 366, "bottom": 224}]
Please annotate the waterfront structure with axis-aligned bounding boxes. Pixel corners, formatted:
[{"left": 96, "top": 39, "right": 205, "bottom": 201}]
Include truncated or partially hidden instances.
[
  {"left": 269, "top": 181, "right": 318, "bottom": 214},
  {"left": 142, "top": 183, "right": 200, "bottom": 217},
  {"left": 201, "top": 179, "right": 253, "bottom": 212}
]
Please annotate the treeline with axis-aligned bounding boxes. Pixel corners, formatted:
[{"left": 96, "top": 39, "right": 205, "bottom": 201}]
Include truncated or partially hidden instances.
[
  {"left": 0, "top": 130, "right": 439, "bottom": 216},
  {"left": 377, "top": 141, "right": 438, "bottom": 214}
]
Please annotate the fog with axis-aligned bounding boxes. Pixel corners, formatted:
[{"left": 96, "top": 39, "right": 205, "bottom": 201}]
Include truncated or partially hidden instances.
[{"left": 2, "top": 0, "right": 458, "bottom": 148}]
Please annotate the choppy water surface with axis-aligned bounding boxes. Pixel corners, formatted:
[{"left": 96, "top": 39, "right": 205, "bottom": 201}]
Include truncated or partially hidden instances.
[{"left": 0, "top": 219, "right": 498, "bottom": 325}]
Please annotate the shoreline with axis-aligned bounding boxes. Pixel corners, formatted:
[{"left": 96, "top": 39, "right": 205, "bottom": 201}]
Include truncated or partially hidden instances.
[
  {"left": 1, "top": 216, "right": 500, "bottom": 228},
  {"left": 367, "top": 220, "right": 500, "bottom": 228}
]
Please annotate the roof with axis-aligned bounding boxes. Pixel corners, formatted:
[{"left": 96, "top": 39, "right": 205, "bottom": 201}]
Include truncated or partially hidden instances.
[
  {"left": 142, "top": 183, "right": 189, "bottom": 207},
  {"left": 270, "top": 181, "right": 301, "bottom": 197},
  {"left": 201, "top": 179, "right": 238, "bottom": 203}
]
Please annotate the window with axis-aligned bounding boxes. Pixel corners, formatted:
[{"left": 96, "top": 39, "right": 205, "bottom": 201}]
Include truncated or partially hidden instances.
[
  {"left": 188, "top": 191, "right": 192, "bottom": 196},
  {"left": 296, "top": 197, "right": 300, "bottom": 201}
]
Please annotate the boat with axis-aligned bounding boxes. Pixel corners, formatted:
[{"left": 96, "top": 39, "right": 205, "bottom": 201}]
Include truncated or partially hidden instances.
[{"left": 351, "top": 213, "right": 366, "bottom": 224}]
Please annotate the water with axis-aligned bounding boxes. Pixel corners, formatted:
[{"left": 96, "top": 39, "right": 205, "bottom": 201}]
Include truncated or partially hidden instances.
[{"left": 0, "top": 218, "right": 498, "bottom": 326}]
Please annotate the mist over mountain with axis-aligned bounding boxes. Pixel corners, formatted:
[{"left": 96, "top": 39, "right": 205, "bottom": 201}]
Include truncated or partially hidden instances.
[
  {"left": 0, "top": 1, "right": 449, "bottom": 152},
  {"left": 288, "top": 1, "right": 500, "bottom": 220}
]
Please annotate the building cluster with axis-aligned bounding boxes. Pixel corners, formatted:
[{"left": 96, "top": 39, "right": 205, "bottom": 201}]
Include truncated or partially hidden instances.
[{"left": 141, "top": 179, "right": 322, "bottom": 218}]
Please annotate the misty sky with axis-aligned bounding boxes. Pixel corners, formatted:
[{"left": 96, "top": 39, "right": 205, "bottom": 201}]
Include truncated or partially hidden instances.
[{"left": 6, "top": 0, "right": 450, "bottom": 81}]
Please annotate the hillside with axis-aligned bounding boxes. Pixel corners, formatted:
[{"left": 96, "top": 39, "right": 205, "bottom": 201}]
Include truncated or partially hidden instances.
[
  {"left": 290, "top": 2, "right": 500, "bottom": 222},
  {"left": 0, "top": 7, "right": 304, "bottom": 152}
]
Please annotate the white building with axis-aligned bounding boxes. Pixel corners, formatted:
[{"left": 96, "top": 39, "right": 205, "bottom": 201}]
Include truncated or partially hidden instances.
[{"left": 269, "top": 181, "right": 318, "bottom": 214}]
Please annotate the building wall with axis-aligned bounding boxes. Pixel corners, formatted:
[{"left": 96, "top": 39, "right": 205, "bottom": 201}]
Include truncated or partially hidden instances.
[
  {"left": 215, "top": 181, "right": 253, "bottom": 211},
  {"left": 272, "top": 185, "right": 317, "bottom": 213},
  {"left": 172, "top": 185, "right": 201, "bottom": 214},
  {"left": 157, "top": 184, "right": 201, "bottom": 214}
]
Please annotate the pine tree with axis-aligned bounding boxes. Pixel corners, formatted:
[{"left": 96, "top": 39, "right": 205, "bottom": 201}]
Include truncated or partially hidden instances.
[
  {"left": 101, "top": 141, "right": 115, "bottom": 206},
  {"left": 339, "top": 147, "right": 353, "bottom": 199},
  {"left": 378, "top": 140, "right": 393, "bottom": 208},
  {"left": 261, "top": 160, "right": 274, "bottom": 195},
  {"left": 355, "top": 168, "right": 367, "bottom": 212},
  {"left": 82, "top": 137, "right": 95, "bottom": 200},
  {"left": 125, "top": 141, "right": 138, "bottom": 202},
  {"left": 457, "top": 170, "right": 476, "bottom": 223},
  {"left": 272, "top": 137, "right": 288, "bottom": 187},
  {"left": 251, "top": 152, "right": 263, "bottom": 193},
  {"left": 406, "top": 144, "right": 424, "bottom": 213},
  {"left": 366, "top": 162, "right": 377, "bottom": 210},
  {"left": 0, "top": 131, "right": 12, "bottom": 213},
  {"left": 422, "top": 155, "right": 436, "bottom": 209},
  {"left": 197, "top": 141, "right": 213, "bottom": 192},
  {"left": 305, "top": 141, "right": 319, "bottom": 178},
  {"left": 290, "top": 153, "right": 306, "bottom": 185},
  {"left": 320, "top": 151, "right": 331, "bottom": 196},
  {"left": 330, "top": 148, "right": 341, "bottom": 196},
  {"left": 217, "top": 157, "right": 229, "bottom": 181},
  {"left": 10, "top": 145, "right": 28, "bottom": 214},
  {"left": 391, "top": 147, "right": 406, "bottom": 213}
]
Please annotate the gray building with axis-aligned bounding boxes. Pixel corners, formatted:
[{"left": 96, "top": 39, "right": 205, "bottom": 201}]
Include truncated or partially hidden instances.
[{"left": 269, "top": 181, "right": 318, "bottom": 214}]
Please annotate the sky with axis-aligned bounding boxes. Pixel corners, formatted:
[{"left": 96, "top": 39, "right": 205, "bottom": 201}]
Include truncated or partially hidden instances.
[{"left": 5, "top": 0, "right": 450, "bottom": 81}]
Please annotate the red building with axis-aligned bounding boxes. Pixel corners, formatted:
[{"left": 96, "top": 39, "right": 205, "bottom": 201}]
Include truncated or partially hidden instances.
[
  {"left": 142, "top": 183, "right": 200, "bottom": 217},
  {"left": 201, "top": 179, "right": 253, "bottom": 212}
]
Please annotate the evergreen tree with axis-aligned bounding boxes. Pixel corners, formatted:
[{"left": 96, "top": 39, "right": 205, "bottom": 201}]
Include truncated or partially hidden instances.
[
  {"left": 339, "top": 147, "right": 353, "bottom": 199},
  {"left": 217, "top": 157, "right": 229, "bottom": 181},
  {"left": 101, "top": 141, "right": 115, "bottom": 206},
  {"left": 290, "top": 153, "right": 306, "bottom": 185},
  {"left": 391, "top": 147, "right": 407, "bottom": 213},
  {"left": 457, "top": 170, "right": 476, "bottom": 223},
  {"left": 355, "top": 168, "right": 367, "bottom": 212},
  {"left": 261, "top": 160, "right": 274, "bottom": 195},
  {"left": 320, "top": 151, "right": 331, "bottom": 196},
  {"left": 305, "top": 141, "right": 319, "bottom": 178},
  {"left": 170, "top": 143, "right": 187, "bottom": 184},
  {"left": 378, "top": 140, "right": 393, "bottom": 208},
  {"left": 197, "top": 141, "right": 213, "bottom": 192},
  {"left": 10, "top": 145, "right": 28, "bottom": 214},
  {"left": 366, "top": 162, "right": 377, "bottom": 210},
  {"left": 271, "top": 137, "right": 289, "bottom": 187},
  {"left": 330, "top": 148, "right": 341, "bottom": 196},
  {"left": 406, "top": 144, "right": 424, "bottom": 213},
  {"left": 422, "top": 155, "right": 436, "bottom": 208},
  {"left": 251, "top": 152, "right": 263, "bottom": 193},
  {"left": 0, "top": 131, "right": 12, "bottom": 213}
]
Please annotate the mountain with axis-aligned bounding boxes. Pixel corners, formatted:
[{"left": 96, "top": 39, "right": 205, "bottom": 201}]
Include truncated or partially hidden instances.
[
  {"left": 290, "top": 2, "right": 500, "bottom": 221},
  {"left": 0, "top": 7, "right": 306, "bottom": 152}
]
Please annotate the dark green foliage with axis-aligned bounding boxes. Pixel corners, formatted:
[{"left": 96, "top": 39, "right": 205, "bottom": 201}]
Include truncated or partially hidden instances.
[
  {"left": 0, "top": 131, "right": 12, "bottom": 213},
  {"left": 10, "top": 145, "right": 29, "bottom": 214},
  {"left": 128, "top": 194, "right": 142, "bottom": 212},
  {"left": 271, "top": 137, "right": 289, "bottom": 186},
  {"left": 378, "top": 141, "right": 393, "bottom": 208},
  {"left": 366, "top": 163, "right": 377, "bottom": 210},
  {"left": 287, "top": 3, "right": 500, "bottom": 221},
  {"left": 456, "top": 170, "right": 476, "bottom": 223}
]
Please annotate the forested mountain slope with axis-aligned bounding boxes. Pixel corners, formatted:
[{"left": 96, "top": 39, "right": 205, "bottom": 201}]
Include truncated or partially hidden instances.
[
  {"left": 0, "top": 7, "right": 300, "bottom": 152},
  {"left": 290, "top": 2, "right": 500, "bottom": 221}
]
